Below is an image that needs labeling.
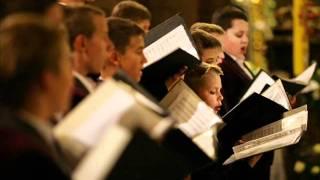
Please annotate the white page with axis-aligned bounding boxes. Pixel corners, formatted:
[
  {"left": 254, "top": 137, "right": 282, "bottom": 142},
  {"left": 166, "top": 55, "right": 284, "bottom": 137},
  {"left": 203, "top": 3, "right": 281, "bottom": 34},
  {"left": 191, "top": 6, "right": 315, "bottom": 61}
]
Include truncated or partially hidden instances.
[
  {"left": 281, "top": 109, "right": 308, "bottom": 130},
  {"left": 293, "top": 62, "right": 317, "bottom": 84},
  {"left": 262, "top": 80, "right": 291, "bottom": 110},
  {"left": 223, "top": 127, "right": 303, "bottom": 165},
  {"left": 178, "top": 102, "right": 222, "bottom": 137},
  {"left": 143, "top": 25, "right": 199, "bottom": 67},
  {"left": 240, "top": 71, "right": 275, "bottom": 102},
  {"left": 73, "top": 125, "right": 132, "bottom": 180},
  {"left": 71, "top": 88, "right": 135, "bottom": 147},
  {"left": 242, "top": 105, "right": 307, "bottom": 142},
  {"left": 233, "top": 127, "right": 303, "bottom": 160},
  {"left": 192, "top": 126, "right": 220, "bottom": 160},
  {"left": 241, "top": 120, "right": 283, "bottom": 142}
]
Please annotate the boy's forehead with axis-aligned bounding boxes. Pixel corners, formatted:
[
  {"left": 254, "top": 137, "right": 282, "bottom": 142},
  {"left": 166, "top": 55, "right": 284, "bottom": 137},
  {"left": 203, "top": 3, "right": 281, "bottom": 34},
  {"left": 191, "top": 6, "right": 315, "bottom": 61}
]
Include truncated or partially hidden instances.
[
  {"left": 230, "top": 18, "right": 248, "bottom": 28},
  {"left": 127, "top": 34, "right": 144, "bottom": 47},
  {"left": 93, "top": 15, "right": 107, "bottom": 32}
]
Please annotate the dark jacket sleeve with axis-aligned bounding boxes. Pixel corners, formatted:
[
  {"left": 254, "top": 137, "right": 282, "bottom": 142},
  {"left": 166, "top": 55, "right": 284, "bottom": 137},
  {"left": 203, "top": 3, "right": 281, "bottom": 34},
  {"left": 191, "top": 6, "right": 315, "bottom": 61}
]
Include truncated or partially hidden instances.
[{"left": 0, "top": 150, "right": 69, "bottom": 180}]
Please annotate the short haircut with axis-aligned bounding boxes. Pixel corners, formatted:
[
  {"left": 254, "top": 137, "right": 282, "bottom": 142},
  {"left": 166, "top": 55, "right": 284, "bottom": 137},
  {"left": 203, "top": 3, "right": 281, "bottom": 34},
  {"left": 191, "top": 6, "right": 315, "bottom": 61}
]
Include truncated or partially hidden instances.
[
  {"left": 107, "top": 17, "right": 145, "bottom": 54},
  {"left": 63, "top": 4, "right": 105, "bottom": 49},
  {"left": 0, "top": 14, "right": 67, "bottom": 108},
  {"left": 211, "top": 5, "right": 248, "bottom": 30},
  {"left": 190, "top": 22, "right": 224, "bottom": 35},
  {"left": 185, "top": 63, "right": 223, "bottom": 93},
  {"left": 111, "top": 1, "right": 151, "bottom": 22},
  {"left": 0, "top": 0, "right": 57, "bottom": 20},
  {"left": 191, "top": 29, "right": 222, "bottom": 56}
]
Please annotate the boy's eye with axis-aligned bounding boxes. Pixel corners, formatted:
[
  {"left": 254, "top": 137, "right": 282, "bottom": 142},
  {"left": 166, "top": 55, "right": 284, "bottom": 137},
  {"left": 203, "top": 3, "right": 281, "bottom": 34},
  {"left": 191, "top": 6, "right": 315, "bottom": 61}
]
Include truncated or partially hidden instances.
[
  {"left": 235, "top": 32, "right": 243, "bottom": 38},
  {"left": 205, "top": 59, "right": 214, "bottom": 64},
  {"left": 209, "top": 91, "right": 216, "bottom": 95}
]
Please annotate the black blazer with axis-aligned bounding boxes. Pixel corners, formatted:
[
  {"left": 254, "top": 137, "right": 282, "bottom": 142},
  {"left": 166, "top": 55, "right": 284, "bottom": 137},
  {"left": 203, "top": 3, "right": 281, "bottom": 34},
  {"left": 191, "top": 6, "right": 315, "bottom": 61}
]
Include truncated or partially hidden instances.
[
  {"left": 218, "top": 54, "right": 273, "bottom": 180},
  {"left": 71, "top": 76, "right": 90, "bottom": 110},
  {"left": 0, "top": 108, "right": 69, "bottom": 179},
  {"left": 220, "top": 53, "right": 252, "bottom": 115}
]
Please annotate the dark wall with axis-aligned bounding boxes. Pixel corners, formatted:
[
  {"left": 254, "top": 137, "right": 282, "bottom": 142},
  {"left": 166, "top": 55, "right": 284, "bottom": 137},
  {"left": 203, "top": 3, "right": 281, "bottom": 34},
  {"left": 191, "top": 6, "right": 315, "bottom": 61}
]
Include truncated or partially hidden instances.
[{"left": 91, "top": 0, "right": 230, "bottom": 27}]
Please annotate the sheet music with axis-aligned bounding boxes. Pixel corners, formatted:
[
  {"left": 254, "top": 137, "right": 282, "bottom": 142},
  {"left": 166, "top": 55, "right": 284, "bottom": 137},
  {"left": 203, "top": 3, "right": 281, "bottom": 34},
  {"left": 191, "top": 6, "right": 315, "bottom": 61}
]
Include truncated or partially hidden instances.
[
  {"left": 232, "top": 127, "right": 303, "bottom": 160},
  {"left": 161, "top": 81, "right": 222, "bottom": 137},
  {"left": 71, "top": 88, "right": 135, "bottom": 147},
  {"left": 281, "top": 108, "right": 308, "bottom": 130},
  {"left": 223, "top": 105, "right": 308, "bottom": 165},
  {"left": 241, "top": 120, "right": 282, "bottom": 142},
  {"left": 143, "top": 25, "right": 199, "bottom": 67},
  {"left": 262, "top": 80, "right": 291, "bottom": 110},
  {"left": 242, "top": 105, "right": 307, "bottom": 142},
  {"left": 240, "top": 71, "right": 275, "bottom": 102},
  {"left": 178, "top": 101, "right": 222, "bottom": 137}
]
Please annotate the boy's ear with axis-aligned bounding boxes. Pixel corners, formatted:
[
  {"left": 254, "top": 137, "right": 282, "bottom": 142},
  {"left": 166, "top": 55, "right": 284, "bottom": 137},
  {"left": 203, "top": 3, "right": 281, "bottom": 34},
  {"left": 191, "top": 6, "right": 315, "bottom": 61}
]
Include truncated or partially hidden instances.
[
  {"left": 111, "top": 51, "right": 122, "bottom": 67},
  {"left": 38, "top": 70, "right": 56, "bottom": 92},
  {"left": 73, "top": 35, "right": 87, "bottom": 53}
]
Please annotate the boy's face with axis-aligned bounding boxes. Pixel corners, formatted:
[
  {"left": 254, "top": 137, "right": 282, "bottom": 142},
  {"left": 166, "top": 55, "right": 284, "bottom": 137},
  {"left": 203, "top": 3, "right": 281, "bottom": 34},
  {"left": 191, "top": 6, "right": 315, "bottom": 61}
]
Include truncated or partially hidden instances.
[
  {"left": 201, "top": 47, "right": 224, "bottom": 65},
  {"left": 49, "top": 40, "right": 73, "bottom": 114},
  {"left": 222, "top": 19, "right": 248, "bottom": 60},
  {"left": 86, "top": 15, "right": 108, "bottom": 74},
  {"left": 118, "top": 35, "right": 147, "bottom": 82},
  {"left": 197, "top": 74, "right": 223, "bottom": 113}
]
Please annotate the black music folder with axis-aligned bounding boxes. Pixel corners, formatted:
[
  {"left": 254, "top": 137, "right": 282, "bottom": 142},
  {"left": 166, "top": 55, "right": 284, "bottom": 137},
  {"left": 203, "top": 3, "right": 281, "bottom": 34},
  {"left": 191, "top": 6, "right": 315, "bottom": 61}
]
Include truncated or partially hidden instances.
[
  {"left": 217, "top": 93, "right": 288, "bottom": 162},
  {"left": 140, "top": 48, "right": 200, "bottom": 100},
  {"left": 161, "top": 128, "right": 213, "bottom": 172},
  {"left": 74, "top": 127, "right": 190, "bottom": 180}
]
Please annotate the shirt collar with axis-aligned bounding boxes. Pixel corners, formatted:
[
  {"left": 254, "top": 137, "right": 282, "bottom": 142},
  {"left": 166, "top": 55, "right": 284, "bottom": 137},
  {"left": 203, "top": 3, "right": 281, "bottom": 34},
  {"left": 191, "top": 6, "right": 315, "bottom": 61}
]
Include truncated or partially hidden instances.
[{"left": 73, "top": 71, "right": 96, "bottom": 93}]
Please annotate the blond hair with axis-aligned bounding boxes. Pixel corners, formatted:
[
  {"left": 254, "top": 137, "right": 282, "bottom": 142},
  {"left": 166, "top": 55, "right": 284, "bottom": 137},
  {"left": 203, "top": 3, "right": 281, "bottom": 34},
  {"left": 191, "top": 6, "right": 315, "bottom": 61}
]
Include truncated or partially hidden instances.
[
  {"left": 184, "top": 63, "right": 223, "bottom": 93},
  {"left": 190, "top": 22, "right": 224, "bottom": 35}
]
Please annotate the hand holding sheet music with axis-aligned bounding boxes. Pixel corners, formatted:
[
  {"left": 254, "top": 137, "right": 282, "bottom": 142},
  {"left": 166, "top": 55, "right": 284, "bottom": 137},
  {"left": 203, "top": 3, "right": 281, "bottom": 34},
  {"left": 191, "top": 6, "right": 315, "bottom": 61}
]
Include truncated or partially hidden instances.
[{"left": 223, "top": 105, "right": 308, "bottom": 165}]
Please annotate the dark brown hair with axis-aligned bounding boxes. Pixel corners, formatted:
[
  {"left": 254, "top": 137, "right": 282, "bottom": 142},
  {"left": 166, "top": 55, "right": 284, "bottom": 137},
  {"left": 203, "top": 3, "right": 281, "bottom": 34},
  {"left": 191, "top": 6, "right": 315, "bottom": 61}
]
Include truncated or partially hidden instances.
[
  {"left": 211, "top": 5, "right": 248, "bottom": 30},
  {"left": 63, "top": 4, "right": 105, "bottom": 49},
  {"left": 111, "top": 1, "right": 151, "bottom": 22},
  {"left": 107, "top": 17, "right": 145, "bottom": 54}
]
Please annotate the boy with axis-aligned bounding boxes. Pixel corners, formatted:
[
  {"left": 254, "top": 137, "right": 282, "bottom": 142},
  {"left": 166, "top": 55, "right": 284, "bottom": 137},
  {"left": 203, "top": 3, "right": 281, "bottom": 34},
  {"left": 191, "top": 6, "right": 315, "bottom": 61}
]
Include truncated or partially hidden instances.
[
  {"left": 63, "top": 5, "right": 108, "bottom": 108},
  {"left": 190, "top": 22, "right": 225, "bottom": 43},
  {"left": 212, "top": 6, "right": 252, "bottom": 114},
  {"left": 191, "top": 30, "right": 224, "bottom": 65},
  {"left": 101, "top": 17, "right": 146, "bottom": 82},
  {"left": 0, "top": 14, "right": 72, "bottom": 178},
  {"left": 184, "top": 63, "right": 224, "bottom": 113}
]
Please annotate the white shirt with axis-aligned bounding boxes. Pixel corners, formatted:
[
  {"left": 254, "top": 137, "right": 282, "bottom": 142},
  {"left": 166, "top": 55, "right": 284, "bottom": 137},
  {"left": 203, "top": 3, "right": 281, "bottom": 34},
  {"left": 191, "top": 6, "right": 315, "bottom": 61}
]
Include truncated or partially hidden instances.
[
  {"left": 228, "top": 53, "right": 253, "bottom": 80},
  {"left": 73, "top": 71, "right": 96, "bottom": 93}
]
